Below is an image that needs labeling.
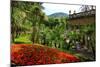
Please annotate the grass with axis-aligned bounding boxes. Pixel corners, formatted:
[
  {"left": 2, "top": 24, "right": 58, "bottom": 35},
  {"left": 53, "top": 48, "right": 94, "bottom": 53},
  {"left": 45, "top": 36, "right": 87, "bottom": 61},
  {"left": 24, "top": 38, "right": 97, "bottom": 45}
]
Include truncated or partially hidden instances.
[
  {"left": 14, "top": 34, "right": 32, "bottom": 44},
  {"left": 57, "top": 47, "right": 95, "bottom": 62}
]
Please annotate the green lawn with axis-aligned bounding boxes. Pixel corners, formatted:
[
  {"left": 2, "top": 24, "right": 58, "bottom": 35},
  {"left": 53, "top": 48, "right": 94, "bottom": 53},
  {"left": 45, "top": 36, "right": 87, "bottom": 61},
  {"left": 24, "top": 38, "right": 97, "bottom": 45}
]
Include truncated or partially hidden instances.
[{"left": 14, "top": 34, "right": 32, "bottom": 44}]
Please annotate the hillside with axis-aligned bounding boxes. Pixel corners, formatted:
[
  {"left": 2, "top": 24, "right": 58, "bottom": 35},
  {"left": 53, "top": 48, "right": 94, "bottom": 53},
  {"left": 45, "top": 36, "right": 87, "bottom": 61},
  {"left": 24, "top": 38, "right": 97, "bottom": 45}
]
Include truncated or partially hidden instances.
[{"left": 49, "top": 12, "right": 68, "bottom": 18}]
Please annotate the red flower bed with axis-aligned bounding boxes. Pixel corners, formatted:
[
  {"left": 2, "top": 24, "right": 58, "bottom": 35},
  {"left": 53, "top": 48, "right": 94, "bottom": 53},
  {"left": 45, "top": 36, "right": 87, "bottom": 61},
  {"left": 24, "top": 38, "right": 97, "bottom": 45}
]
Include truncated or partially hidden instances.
[{"left": 11, "top": 44, "right": 79, "bottom": 66}]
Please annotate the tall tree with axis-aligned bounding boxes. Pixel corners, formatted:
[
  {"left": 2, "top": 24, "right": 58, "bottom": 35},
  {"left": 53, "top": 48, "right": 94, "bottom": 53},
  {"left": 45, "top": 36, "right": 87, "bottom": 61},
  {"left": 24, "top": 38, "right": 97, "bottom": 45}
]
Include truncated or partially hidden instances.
[{"left": 11, "top": 1, "right": 45, "bottom": 43}]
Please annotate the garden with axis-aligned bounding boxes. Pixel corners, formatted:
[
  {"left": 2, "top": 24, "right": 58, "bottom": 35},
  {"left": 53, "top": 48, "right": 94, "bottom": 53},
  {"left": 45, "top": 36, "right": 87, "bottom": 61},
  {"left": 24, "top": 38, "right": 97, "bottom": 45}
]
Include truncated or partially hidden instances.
[{"left": 11, "top": 1, "right": 96, "bottom": 66}]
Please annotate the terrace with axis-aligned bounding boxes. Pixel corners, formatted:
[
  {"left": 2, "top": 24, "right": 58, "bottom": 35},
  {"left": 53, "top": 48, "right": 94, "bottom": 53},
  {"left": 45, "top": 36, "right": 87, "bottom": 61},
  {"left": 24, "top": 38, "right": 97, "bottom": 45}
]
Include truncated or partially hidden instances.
[{"left": 68, "top": 7, "right": 96, "bottom": 25}]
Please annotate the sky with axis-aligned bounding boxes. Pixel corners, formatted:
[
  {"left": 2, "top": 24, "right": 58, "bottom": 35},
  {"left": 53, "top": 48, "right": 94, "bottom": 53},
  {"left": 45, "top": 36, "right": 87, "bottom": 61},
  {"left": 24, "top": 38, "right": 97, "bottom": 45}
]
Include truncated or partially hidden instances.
[
  {"left": 42, "top": 3, "right": 82, "bottom": 15},
  {"left": 41, "top": 0, "right": 95, "bottom": 15}
]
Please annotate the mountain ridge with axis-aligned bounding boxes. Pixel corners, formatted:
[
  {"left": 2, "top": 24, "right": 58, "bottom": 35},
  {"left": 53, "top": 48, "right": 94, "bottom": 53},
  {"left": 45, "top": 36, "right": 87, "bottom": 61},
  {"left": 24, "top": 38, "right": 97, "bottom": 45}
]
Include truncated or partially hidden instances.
[{"left": 48, "top": 12, "right": 68, "bottom": 18}]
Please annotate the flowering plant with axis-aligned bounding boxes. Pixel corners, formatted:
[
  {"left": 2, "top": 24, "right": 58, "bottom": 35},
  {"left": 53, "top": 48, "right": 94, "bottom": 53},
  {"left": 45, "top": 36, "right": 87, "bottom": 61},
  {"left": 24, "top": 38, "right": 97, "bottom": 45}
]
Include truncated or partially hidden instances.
[{"left": 11, "top": 44, "right": 79, "bottom": 66}]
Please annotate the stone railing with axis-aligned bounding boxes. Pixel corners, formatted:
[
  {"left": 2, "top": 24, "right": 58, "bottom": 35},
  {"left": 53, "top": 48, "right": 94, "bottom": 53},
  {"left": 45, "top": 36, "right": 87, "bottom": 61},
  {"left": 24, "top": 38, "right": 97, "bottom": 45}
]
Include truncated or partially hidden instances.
[{"left": 69, "top": 9, "right": 96, "bottom": 19}]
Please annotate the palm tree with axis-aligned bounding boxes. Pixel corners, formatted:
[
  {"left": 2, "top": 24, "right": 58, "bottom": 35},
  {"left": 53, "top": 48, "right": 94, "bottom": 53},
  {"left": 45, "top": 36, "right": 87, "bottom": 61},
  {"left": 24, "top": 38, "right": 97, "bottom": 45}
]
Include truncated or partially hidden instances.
[
  {"left": 11, "top": 2, "right": 25, "bottom": 42},
  {"left": 11, "top": 1, "right": 45, "bottom": 44},
  {"left": 30, "top": 4, "right": 45, "bottom": 43}
]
